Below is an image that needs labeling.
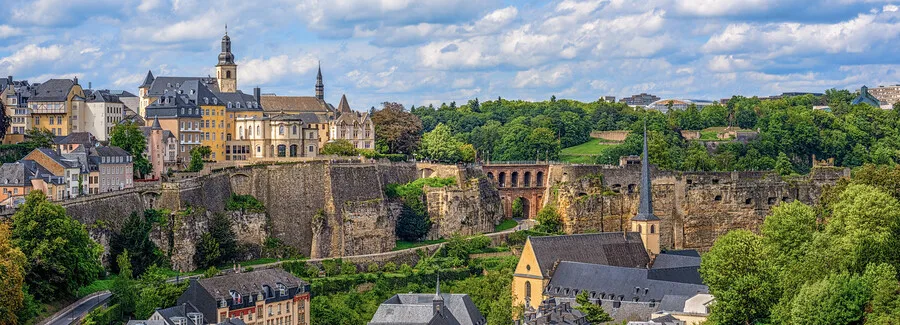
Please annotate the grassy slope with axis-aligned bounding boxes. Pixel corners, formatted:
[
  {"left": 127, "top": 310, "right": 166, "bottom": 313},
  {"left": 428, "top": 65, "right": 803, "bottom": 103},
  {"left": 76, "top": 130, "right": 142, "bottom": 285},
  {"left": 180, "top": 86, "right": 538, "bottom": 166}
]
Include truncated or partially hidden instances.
[{"left": 560, "top": 139, "right": 619, "bottom": 163}]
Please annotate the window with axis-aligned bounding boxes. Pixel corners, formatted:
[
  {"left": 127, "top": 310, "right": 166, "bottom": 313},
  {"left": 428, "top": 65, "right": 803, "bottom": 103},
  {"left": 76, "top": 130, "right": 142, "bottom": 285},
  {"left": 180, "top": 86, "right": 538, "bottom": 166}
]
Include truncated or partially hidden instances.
[
  {"left": 279, "top": 125, "right": 284, "bottom": 135},
  {"left": 293, "top": 125, "right": 298, "bottom": 134},
  {"left": 525, "top": 281, "right": 532, "bottom": 303}
]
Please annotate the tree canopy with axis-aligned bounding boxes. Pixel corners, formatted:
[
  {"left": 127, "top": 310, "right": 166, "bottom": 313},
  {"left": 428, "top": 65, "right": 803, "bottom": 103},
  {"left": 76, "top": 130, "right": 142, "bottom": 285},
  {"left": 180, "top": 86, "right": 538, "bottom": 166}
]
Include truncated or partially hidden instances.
[{"left": 110, "top": 121, "right": 151, "bottom": 178}]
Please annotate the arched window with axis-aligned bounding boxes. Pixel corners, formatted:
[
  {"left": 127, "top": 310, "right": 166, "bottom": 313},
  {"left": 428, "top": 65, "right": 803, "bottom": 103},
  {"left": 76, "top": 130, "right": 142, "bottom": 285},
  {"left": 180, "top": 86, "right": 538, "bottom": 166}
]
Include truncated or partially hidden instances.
[
  {"left": 226, "top": 70, "right": 231, "bottom": 79},
  {"left": 536, "top": 171, "right": 544, "bottom": 187},
  {"left": 277, "top": 145, "right": 286, "bottom": 157},
  {"left": 498, "top": 172, "right": 506, "bottom": 188},
  {"left": 650, "top": 225, "right": 655, "bottom": 234},
  {"left": 238, "top": 127, "right": 243, "bottom": 139},
  {"left": 525, "top": 281, "right": 532, "bottom": 304},
  {"left": 511, "top": 172, "right": 519, "bottom": 187},
  {"left": 256, "top": 146, "right": 261, "bottom": 153},
  {"left": 524, "top": 172, "right": 531, "bottom": 187},
  {"left": 257, "top": 126, "right": 260, "bottom": 135},
  {"left": 279, "top": 125, "right": 284, "bottom": 135},
  {"left": 289, "top": 145, "right": 298, "bottom": 157},
  {"left": 293, "top": 125, "right": 298, "bottom": 134}
]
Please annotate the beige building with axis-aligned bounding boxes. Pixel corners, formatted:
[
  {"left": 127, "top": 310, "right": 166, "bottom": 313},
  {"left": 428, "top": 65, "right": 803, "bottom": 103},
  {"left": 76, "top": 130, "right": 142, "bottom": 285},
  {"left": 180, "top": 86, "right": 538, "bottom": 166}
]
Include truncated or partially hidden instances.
[
  {"left": 233, "top": 112, "right": 320, "bottom": 160},
  {"left": 29, "top": 78, "right": 86, "bottom": 136},
  {"left": 177, "top": 268, "right": 311, "bottom": 325},
  {"left": 330, "top": 94, "right": 375, "bottom": 150},
  {"left": 1, "top": 76, "right": 34, "bottom": 143},
  {"left": 89, "top": 146, "right": 133, "bottom": 193},
  {"left": 144, "top": 94, "right": 203, "bottom": 164}
]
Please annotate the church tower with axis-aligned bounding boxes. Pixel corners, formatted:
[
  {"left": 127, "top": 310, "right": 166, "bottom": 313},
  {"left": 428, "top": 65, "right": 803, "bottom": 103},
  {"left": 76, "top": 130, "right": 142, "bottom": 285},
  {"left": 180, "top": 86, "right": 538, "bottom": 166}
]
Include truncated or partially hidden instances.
[
  {"left": 216, "top": 26, "right": 237, "bottom": 93},
  {"left": 631, "top": 120, "right": 661, "bottom": 256},
  {"left": 315, "top": 62, "right": 324, "bottom": 100}
]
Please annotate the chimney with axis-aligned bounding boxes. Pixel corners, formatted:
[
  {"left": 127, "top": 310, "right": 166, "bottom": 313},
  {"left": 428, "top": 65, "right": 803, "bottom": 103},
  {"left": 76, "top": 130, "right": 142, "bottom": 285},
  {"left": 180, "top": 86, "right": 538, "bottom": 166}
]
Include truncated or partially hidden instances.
[
  {"left": 254, "top": 87, "right": 261, "bottom": 100},
  {"left": 88, "top": 82, "right": 92, "bottom": 90}
]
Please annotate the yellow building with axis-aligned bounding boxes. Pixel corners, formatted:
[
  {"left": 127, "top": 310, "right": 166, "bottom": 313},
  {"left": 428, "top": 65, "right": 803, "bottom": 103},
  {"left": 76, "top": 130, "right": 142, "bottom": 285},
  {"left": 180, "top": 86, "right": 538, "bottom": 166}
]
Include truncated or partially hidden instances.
[
  {"left": 217, "top": 89, "right": 263, "bottom": 162},
  {"left": 29, "top": 78, "right": 85, "bottom": 136}
]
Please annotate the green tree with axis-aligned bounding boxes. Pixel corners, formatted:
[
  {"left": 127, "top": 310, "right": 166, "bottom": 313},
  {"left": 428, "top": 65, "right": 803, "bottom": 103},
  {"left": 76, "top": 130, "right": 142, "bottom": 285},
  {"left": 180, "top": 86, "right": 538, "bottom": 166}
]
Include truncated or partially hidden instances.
[
  {"left": 761, "top": 201, "right": 818, "bottom": 272},
  {"left": 863, "top": 263, "right": 900, "bottom": 323},
  {"left": 195, "top": 213, "right": 238, "bottom": 269},
  {"left": 735, "top": 106, "right": 757, "bottom": 129},
  {"left": 396, "top": 206, "right": 430, "bottom": 242},
  {"left": 788, "top": 272, "right": 870, "bottom": 325},
  {"left": 111, "top": 251, "right": 138, "bottom": 316},
  {"left": 418, "top": 123, "right": 462, "bottom": 162},
  {"left": 372, "top": 102, "right": 422, "bottom": 154},
  {"left": 195, "top": 233, "right": 221, "bottom": 269},
  {"left": 775, "top": 152, "right": 794, "bottom": 175},
  {"left": 321, "top": 139, "right": 358, "bottom": 156},
  {"left": 575, "top": 291, "right": 613, "bottom": 323},
  {"left": 11, "top": 191, "right": 102, "bottom": 300},
  {"left": 458, "top": 143, "right": 476, "bottom": 163},
  {"left": 110, "top": 210, "right": 165, "bottom": 276},
  {"left": 701, "top": 104, "right": 728, "bottom": 128},
  {"left": 23, "top": 128, "right": 55, "bottom": 149},
  {"left": 134, "top": 266, "right": 188, "bottom": 319},
  {"left": 700, "top": 230, "right": 778, "bottom": 324},
  {"left": 0, "top": 223, "right": 27, "bottom": 324},
  {"left": 110, "top": 121, "right": 151, "bottom": 178},
  {"left": 533, "top": 204, "right": 562, "bottom": 234},
  {"left": 187, "top": 146, "right": 211, "bottom": 172}
]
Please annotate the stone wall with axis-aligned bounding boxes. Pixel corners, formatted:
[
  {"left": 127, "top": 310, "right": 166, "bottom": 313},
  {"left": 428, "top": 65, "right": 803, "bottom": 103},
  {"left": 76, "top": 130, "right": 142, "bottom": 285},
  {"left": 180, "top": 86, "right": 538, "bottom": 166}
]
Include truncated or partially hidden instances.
[
  {"left": 548, "top": 165, "right": 849, "bottom": 252},
  {"left": 425, "top": 177, "right": 503, "bottom": 239}
]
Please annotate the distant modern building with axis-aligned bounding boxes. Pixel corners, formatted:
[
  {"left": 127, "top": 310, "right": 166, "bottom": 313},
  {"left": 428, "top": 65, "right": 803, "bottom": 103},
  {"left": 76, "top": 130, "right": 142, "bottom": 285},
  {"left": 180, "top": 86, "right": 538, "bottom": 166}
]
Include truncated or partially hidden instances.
[
  {"left": 645, "top": 99, "right": 717, "bottom": 113},
  {"left": 851, "top": 86, "right": 883, "bottom": 108},
  {"left": 368, "top": 281, "right": 486, "bottom": 325},
  {"left": 177, "top": 268, "right": 311, "bottom": 325},
  {"left": 619, "top": 93, "right": 660, "bottom": 107},
  {"left": 868, "top": 85, "right": 900, "bottom": 107}
]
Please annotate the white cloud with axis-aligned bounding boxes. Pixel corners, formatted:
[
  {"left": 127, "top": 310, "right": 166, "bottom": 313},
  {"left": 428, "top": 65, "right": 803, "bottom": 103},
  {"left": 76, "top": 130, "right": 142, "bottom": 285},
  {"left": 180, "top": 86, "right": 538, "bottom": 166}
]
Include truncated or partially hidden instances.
[
  {"left": 239, "top": 55, "right": 319, "bottom": 85},
  {"left": 673, "top": 0, "right": 774, "bottom": 17},
  {"left": 707, "top": 55, "right": 753, "bottom": 72},
  {"left": 452, "top": 78, "right": 475, "bottom": 88},
  {"left": 513, "top": 65, "right": 572, "bottom": 88},
  {"left": 0, "top": 44, "right": 65, "bottom": 75},
  {"left": 0, "top": 25, "right": 23, "bottom": 39}
]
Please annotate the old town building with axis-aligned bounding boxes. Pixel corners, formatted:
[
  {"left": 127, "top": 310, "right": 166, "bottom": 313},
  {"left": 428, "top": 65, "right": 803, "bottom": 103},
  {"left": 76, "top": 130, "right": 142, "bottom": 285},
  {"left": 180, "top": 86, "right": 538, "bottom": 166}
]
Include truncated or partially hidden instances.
[
  {"left": 23, "top": 148, "right": 85, "bottom": 199},
  {"left": 177, "top": 268, "right": 311, "bottom": 325},
  {"left": 1, "top": 76, "right": 35, "bottom": 143},
  {"left": 369, "top": 281, "right": 486, "bottom": 325},
  {"left": 29, "top": 78, "right": 87, "bottom": 136},
  {"left": 84, "top": 89, "right": 126, "bottom": 141},
  {"left": 141, "top": 117, "right": 178, "bottom": 179},
  {"left": 330, "top": 95, "right": 375, "bottom": 150},
  {"left": 145, "top": 93, "right": 203, "bottom": 164},
  {"left": 233, "top": 112, "right": 320, "bottom": 160},
  {"left": 89, "top": 146, "right": 134, "bottom": 193}
]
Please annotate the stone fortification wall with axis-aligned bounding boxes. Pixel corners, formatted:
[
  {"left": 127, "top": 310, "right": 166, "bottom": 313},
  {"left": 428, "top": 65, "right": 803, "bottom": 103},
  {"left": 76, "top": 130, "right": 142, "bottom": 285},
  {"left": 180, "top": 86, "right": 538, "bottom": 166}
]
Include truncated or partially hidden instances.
[
  {"left": 547, "top": 165, "right": 848, "bottom": 252},
  {"left": 425, "top": 176, "right": 503, "bottom": 239}
]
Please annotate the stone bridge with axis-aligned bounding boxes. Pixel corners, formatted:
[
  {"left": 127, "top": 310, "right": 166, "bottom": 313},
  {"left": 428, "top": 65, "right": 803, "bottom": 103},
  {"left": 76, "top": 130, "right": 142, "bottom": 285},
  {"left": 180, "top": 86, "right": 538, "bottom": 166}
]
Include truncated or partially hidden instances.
[{"left": 482, "top": 163, "right": 549, "bottom": 219}]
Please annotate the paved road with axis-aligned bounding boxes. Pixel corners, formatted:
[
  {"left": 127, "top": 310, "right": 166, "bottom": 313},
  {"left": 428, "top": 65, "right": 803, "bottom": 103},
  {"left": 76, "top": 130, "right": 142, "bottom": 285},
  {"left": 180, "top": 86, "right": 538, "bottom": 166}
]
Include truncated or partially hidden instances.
[{"left": 43, "top": 292, "right": 112, "bottom": 325}]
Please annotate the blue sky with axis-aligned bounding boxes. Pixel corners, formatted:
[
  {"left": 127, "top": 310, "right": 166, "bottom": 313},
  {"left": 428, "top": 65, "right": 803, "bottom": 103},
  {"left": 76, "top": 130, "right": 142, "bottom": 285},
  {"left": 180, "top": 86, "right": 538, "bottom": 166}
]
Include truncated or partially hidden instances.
[{"left": 1, "top": 0, "right": 899, "bottom": 110}]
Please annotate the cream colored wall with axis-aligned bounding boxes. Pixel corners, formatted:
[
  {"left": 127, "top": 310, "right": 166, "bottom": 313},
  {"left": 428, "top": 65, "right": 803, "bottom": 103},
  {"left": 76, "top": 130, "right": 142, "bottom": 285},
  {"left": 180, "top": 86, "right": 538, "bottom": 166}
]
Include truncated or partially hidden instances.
[
  {"left": 512, "top": 239, "right": 546, "bottom": 311},
  {"left": 632, "top": 220, "right": 661, "bottom": 255}
]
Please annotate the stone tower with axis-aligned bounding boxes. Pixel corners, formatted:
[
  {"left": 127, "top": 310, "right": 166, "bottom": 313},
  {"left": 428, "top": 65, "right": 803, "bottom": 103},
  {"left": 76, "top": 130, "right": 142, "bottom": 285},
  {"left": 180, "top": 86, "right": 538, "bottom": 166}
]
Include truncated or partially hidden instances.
[
  {"left": 315, "top": 62, "right": 324, "bottom": 100},
  {"left": 631, "top": 120, "right": 661, "bottom": 256},
  {"left": 216, "top": 26, "right": 237, "bottom": 93}
]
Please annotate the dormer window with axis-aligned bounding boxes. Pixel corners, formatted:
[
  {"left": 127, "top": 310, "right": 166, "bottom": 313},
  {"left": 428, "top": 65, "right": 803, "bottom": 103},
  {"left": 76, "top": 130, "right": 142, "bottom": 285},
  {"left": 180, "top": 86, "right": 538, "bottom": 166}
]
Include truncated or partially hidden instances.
[
  {"left": 227, "top": 102, "right": 232, "bottom": 109},
  {"left": 230, "top": 290, "right": 242, "bottom": 304},
  {"left": 277, "top": 283, "right": 286, "bottom": 296},
  {"left": 204, "top": 97, "right": 209, "bottom": 104}
]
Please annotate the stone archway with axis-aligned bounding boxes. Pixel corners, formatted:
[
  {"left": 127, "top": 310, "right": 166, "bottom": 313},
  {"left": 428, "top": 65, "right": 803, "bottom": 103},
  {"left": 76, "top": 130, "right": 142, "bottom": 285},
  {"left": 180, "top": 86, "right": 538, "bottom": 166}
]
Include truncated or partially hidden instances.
[{"left": 512, "top": 197, "right": 531, "bottom": 219}]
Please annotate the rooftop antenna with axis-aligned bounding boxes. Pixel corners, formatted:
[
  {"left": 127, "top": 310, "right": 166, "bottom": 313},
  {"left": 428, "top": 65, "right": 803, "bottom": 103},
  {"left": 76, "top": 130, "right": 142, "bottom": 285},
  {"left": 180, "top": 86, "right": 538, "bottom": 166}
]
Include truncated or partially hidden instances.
[{"left": 225, "top": 24, "right": 228, "bottom": 35}]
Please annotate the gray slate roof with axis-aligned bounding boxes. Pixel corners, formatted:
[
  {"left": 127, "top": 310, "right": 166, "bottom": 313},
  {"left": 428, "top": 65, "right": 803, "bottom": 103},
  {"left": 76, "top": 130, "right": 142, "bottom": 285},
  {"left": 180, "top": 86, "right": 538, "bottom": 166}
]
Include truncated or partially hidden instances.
[
  {"left": 153, "top": 303, "right": 204, "bottom": 325},
  {"left": 32, "top": 79, "right": 76, "bottom": 101},
  {"left": 34, "top": 148, "right": 80, "bottom": 169},
  {"left": 54, "top": 132, "right": 97, "bottom": 147},
  {"left": 529, "top": 233, "right": 650, "bottom": 277},
  {"left": 0, "top": 161, "right": 39, "bottom": 186},
  {"left": 546, "top": 261, "right": 708, "bottom": 303},
  {"left": 146, "top": 76, "right": 218, "bottom": 97},
  {"left": 145, "top": 93, "right": 201, "bottom": 119},
  {"left": 369, "top": 293, "right": 485, "bottom": 325},
  {"left": 196, "top": 268, "right": 306, "bottom": 300},
  {"left": 633, "top": 122, "right": 659, "bottom": 221},
  {"left": 91, "top": 146, "right": 131, "bottom": 158},
  {"left": 213, "top": 90, "right": 261, "bottom": 112}
]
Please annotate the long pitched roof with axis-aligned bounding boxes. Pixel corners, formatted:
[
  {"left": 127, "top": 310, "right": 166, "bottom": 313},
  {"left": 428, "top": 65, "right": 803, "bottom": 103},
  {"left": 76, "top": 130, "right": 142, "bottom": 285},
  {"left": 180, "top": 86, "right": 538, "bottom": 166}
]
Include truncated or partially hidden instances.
[
  {"left": 545, "top": 261, "right": 708, "bottom": 303},
  {"left": 196, "top": 268, "right": 306, "bottom": 300},
  {"left": 259, "top": 95, "right": 333, "bottom": 113},
  {"left": 528, "top": 233, "right": 650, "bottom": 277}
]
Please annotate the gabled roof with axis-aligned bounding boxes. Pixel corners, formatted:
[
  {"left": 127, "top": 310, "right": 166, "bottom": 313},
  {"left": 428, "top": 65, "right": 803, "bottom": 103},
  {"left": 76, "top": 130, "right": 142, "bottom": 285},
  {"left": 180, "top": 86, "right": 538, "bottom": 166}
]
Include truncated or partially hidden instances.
[
  {"left": 32, "top": 148, "right": 80, "bottom": 169},
  {"left": 369, "top": 293, "right": 485, "bottom": 325},
  {"left": 140, "top": 70, "right": 155, "bottom": 88},
  {"left": 90, "top": 146, "right": 131, "bottom": 158},
  {"left": 528, "top": 233, "right": 650, "bottom": 277},
  {"left": 31, "top": 79, "right": 76, "bottom": 101},
  {"left": 545, "top": 261, "right": 708, "bottom": 303},
  {"left": 54, "top": 132, "right": 97, "bottom": 147},
  {"left": 852, "top": 85, "right": 882, "bottom": 107},
  {"left": 146, "top": 76, "right": 218, "bottom": 97},
  {"left": 0, "top": 161, "right": 39, "bottom": 186},
  {"left": 153, "top": 303, "right": 203, "bottom": 325},
  {"left": 260, "top": 95, "right": 334, "bottom": 113}
]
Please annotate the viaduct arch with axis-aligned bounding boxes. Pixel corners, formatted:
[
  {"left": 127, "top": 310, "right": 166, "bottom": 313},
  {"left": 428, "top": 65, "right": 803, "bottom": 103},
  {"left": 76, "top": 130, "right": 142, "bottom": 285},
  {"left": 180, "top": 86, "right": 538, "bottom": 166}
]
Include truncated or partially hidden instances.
[{"left": 482, "top": 163, "right": 549, "bottom": 219}]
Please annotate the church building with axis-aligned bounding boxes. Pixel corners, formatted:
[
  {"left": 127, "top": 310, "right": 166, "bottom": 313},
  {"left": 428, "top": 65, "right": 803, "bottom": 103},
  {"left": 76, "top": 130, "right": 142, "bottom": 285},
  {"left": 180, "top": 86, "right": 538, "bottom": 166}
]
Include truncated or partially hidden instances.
[{"left": 512, "top": 123, "right": 711, "bottom": 324}]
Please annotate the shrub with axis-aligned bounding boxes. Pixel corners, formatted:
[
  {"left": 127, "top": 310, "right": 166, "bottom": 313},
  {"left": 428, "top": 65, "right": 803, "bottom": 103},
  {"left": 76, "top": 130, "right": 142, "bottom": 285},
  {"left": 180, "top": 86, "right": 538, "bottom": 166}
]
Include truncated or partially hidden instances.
[
  {"left": 383, "top": 262, "right": 398, "bottom": 272},
  {"left": 367, "top": 263, "right": 380, "bottom": 273},
  {"left": 340, "top": 263, "right": 357, "bottom": 275},
  {"left": 226, "top": 194, "right": 266, "bottom": 213}
]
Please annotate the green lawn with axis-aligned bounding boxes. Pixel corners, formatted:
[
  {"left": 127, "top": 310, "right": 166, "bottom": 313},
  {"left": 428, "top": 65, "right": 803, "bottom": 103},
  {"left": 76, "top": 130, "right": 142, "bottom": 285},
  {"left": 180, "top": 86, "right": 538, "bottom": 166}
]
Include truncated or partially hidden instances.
[
  {"left": 494, "top": 219, "right": 518, "bottom": 232},
  {"left": 76, "top": 276, "right": 117, "bottom": 298},
  {"left": 699, "top": 131, "right": 719, "bottom": 140},
  {"left": 560, "top": 139, "right": 619, "bottom": 163},
  {"left": 393, "top": 239, "right": 446, "bottom": 251}
]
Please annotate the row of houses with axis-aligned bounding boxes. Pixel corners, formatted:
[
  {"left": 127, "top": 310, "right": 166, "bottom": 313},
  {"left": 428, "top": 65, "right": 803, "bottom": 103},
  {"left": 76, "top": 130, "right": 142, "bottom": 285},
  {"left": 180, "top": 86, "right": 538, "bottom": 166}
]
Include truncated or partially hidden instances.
[
  {"left": 0, "top": 30, "right": 375, "bottom": 177},
  {"left": 0, "top": 132, "right": 133, "bottom": 206}
]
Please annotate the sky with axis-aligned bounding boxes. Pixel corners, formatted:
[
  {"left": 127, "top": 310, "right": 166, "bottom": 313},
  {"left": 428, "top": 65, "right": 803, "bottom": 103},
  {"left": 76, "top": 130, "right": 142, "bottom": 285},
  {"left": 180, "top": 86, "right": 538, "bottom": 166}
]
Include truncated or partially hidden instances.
[{"left": 1, "top": 0, "right": 899, "bottom": 110}]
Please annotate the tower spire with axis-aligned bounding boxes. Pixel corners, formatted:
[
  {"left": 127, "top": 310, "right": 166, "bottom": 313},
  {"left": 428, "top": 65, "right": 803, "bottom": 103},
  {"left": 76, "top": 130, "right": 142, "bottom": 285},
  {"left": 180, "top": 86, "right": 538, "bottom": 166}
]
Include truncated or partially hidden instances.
[
  {"left": 315, "top": 61, "right": 324, "bottom": 100},
  {"left": 433, "top": 274, "right": 444, "bottom": 315},
  {"left": 633, "top": 119, "right": 659, "bottom": 221}
]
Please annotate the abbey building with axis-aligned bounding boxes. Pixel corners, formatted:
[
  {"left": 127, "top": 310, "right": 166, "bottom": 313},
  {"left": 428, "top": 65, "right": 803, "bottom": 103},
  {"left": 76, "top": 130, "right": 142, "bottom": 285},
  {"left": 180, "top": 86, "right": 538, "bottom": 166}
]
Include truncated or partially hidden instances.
[{"left": 137, "top": 29, "right": 374, "bottom": 165}]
